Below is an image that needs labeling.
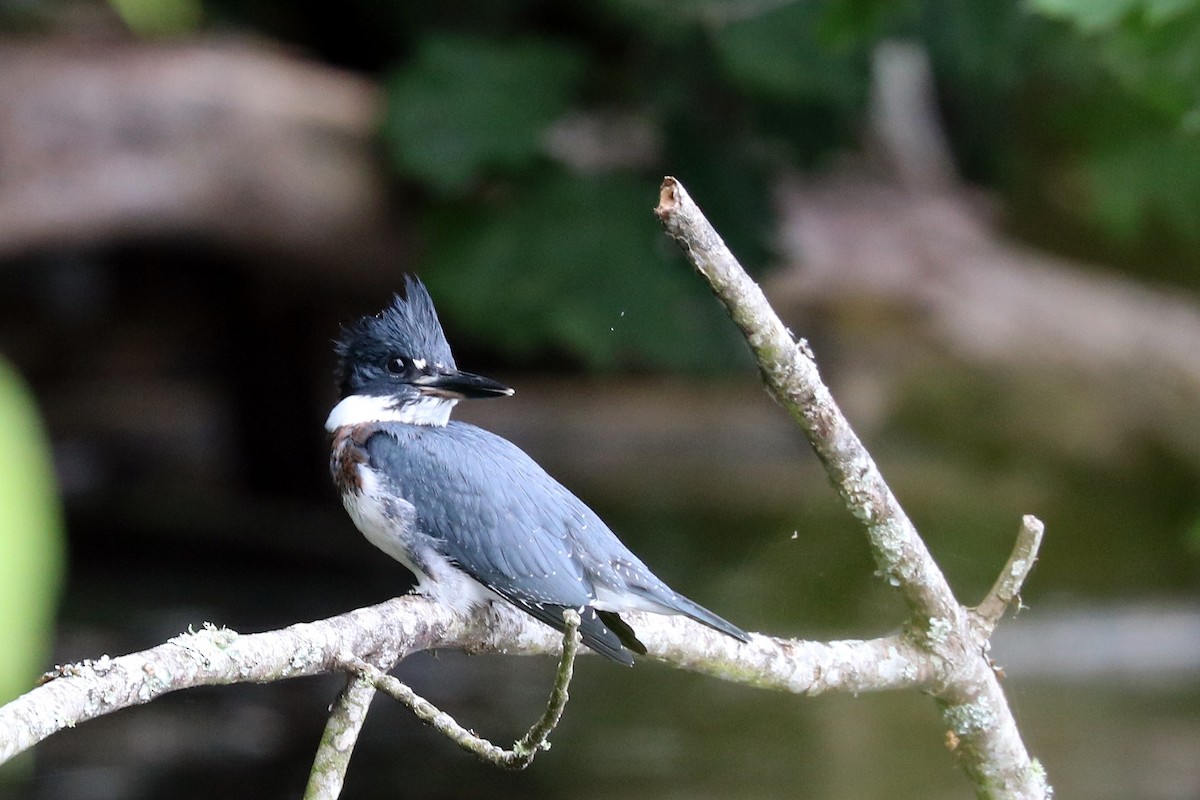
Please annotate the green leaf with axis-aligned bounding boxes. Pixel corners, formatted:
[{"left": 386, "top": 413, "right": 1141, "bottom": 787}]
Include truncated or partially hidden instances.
[
  {"left": 1145, "top": 0, "right": 1198, "bottom": 23},
  {"left": 0, "top": 359, "right": 64, "bottom": 705},
  {"left": 385, "top": 35, "right": 587, "bottom": 193},
  {"left": 1082, "top": 132, "right": 1200, "bottom": 243},
  {"left": 1026, "top": 0, "right": 1144, "bottom": 31},
  {"left": 107, "top": 0, "right": 202, "bottom": 36},
  {"left": 1027, "top": 0, "right": 1195, "bottom": 31},
  {"left": 1101, "top": 9, "right": 1200, "bottom": 120},
  {"left": 713, "top": 2, "right": 866, "bottom": 107},
  {"left": 819, "top": 0, "right": 910, "bottom": 46},
  {"left": 422, "top": 175, "right": 745, "bottom": 371}
]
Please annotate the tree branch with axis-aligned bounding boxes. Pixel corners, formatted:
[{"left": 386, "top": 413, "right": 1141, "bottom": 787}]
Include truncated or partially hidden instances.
[
  {"left": 655, "top": 176, "right": 1051, "bottom": 799},
  {"left": 0, "top": 597, "right": 932, "bottom": 768},
  {"left": 655, "top": 176, "right": 963, "bottom": 633},
  {"left": 973, "top": 515, "right": 1044, "bottom": 636},
  {"left": 0, "top": 178, "right": 1052, "bottom": 800},
  {"left": 303, "top": 670, "right": 385, "bottom": 800},
  {"left": 336, "top": 608, "right": 581, "bottom": 771}
]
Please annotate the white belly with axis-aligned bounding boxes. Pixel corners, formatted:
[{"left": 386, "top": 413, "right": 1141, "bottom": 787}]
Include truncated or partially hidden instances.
[{"left": 343, "top": 464, "right": 497, "bottom": 613}]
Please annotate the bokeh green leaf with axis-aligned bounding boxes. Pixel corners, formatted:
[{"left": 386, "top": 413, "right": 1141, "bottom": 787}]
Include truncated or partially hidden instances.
[
  {"left": 0, "top": 359, "right": 64, "bottom": 706},
  {"left": 385, "top": 35, "right": 587, "bottom": 194},
  {"left": 422, "top": 175, "right": 745, "bottom": 371},
  {"left": 108, "top": 0, "right": 202, "bottom": 36},
  {"left": 714, "top": 1, "right": 867, "bottom": 108},
  {"left": 1027, "top": 0, "right": 1194, "bottom": 31}
]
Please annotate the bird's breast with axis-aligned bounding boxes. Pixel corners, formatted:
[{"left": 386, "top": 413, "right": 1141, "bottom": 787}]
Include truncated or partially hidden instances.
[
  {"left": 330, "top": 427, "right": 424, "bottom": 567},
  {"left": 328, "top": 422, "right": 496, "bottom": 611},
  {"left": 329, "top": 423, "right": 376, "bottom": 496}
]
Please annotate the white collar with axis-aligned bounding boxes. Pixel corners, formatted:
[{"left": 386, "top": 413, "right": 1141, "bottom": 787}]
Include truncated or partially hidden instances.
[{"left": 324, "top": 393, "right": 456, "bottom": 431}]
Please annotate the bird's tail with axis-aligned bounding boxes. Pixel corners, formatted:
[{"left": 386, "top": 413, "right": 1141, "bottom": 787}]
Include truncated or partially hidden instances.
[
  {"left": 665, "top": 593, "right": 751, "bottom": 643},
  {"left": 507, "top": 595, "right": 745, "bottom": 666},
  {"left": 508, "top": 597, "right": 640, "bottom": 666}
]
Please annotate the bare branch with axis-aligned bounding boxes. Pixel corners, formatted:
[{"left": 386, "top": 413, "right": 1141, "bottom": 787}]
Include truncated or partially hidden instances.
[
  {"left": 935, "top": 660, "right": 1052, "bottom": 799},
  {"left": 0, "top": 597, "right": 933, "bottom": 767},
  {"left": 973, "top": 515, "right": 1045, "bottom": 635},
  {"left": 0, "top": 173, "right": 1054, "bottom": 799},
  {"left": 343, "top": 658, "right": 516, "bottom": 765},
  {"left": 655, "top": 176, "right": 1052, "bottom": 799},
  {"left": 303, "top": 671, "right": 386, "bottom": 800},
  {"left": 1, "top": 600, "right": 461, "bottom": 766},
  {"left": 655, "top": 176, "right": 963, "bottom": 632}
]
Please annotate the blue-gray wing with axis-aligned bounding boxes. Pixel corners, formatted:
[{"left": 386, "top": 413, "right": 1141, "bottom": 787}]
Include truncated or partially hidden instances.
[{"left": 363, "top": 421, "right": 639, "bottom": 662}]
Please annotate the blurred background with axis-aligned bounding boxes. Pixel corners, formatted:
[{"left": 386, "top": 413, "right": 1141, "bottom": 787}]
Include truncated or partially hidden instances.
[{"left": 1, "top": 0, "right": 1199, "bottom": 797}]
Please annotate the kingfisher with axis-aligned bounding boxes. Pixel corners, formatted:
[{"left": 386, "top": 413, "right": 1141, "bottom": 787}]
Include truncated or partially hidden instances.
[{"left": 325, "top": 277, "right": 749, "bottom": 665}]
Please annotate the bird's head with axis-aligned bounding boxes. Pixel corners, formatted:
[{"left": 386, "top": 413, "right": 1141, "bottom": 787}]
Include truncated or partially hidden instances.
[{"left": 327, "top": 277, "right": 512, "bottom": 429}]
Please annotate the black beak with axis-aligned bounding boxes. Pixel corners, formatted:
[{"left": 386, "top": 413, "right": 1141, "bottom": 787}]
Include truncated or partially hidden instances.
[{"left": 411, "top": 369, "right": 514, "bottom": 400}]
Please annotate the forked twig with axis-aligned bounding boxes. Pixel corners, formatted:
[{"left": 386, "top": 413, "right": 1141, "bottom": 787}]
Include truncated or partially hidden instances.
[
  {"left": 655, "top": 176, "right": 1051, "bottom": 800},
  {"left": 337, "top": 608, "right": 582, "bottom": 771}
]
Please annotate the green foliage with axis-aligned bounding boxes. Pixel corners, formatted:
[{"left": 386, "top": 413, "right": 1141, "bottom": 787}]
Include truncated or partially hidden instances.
[
  {"left": 377, "top": 5, "right": 882, "bottom": 368},
  {"left": 421, "top": 174, "right": 746, "bottom": 371},
  {"left": 1025, "top": 0, "right": 1200, "bottom": 129},
  {"left": 1027, "top": 0, "right": 1194, "bottom": 31},
  {"left": 385, "top": 35, "right": 587, "bottom": 194},
  {"left": 0, "top": 359, "right": 64, "bottom": 706},
  {"left": 350, "top": 0, "right": 1200, "bottom": 361},
  {"left": 199, "top": 0, "right": 1200, "bottom": 306},
  {"left": 107, "top": 0, "right": 202, "bottom": 35},
  {"left": 1085, "top": 133, "right": 1200, "bottom": 244},
  {"left": 714, "top": 1, "right": 867, "bottom": 107},
  {"left": 1021, "top": 0, "right": 1200, "bottom": 257}
]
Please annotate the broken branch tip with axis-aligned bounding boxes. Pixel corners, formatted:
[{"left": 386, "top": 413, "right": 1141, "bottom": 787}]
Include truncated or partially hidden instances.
[{"left": 655, "top": 176, "right": 680, "bottom": 218}]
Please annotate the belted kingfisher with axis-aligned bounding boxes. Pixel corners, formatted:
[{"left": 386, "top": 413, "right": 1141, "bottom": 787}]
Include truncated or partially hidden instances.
[{"left": 325, "top": 277, "right": 749, "bottom": 665}]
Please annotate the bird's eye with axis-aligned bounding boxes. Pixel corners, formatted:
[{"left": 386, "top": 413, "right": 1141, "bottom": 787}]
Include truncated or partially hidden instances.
[{"left": 387, "top": 357, "right": 406, "bottom": 375}]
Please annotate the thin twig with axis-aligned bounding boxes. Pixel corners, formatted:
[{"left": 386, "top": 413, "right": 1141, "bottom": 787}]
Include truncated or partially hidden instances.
[
  {"left": 340, "top": 658, "right": 514, "bottom": 763},
  {"left": 512, "top": 609, "right": 581, "bottom": 758},
  {"left": 973, "top": 515, "right": 1045, "bottom": 635},
  {"left": 340, "top": 608, "right": 583, "bottom": 771},
  {"left": 303, "top": 668, "right": 386, "bottom": 800}
]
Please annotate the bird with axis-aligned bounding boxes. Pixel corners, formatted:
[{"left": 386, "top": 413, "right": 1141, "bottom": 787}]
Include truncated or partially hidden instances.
[{"left": 325, "top": 276, "right": 749, "bottom": 665}]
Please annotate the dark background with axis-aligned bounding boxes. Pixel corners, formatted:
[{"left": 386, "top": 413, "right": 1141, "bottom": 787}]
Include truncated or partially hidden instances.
[{"left": 1, "top": 0, "right": 1199, "bottom": 797}]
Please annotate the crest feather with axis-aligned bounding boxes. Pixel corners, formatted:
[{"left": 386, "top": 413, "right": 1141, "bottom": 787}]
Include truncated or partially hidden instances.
[{"left": 333, "top": 276, "right": 456, "bottom": 396}]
